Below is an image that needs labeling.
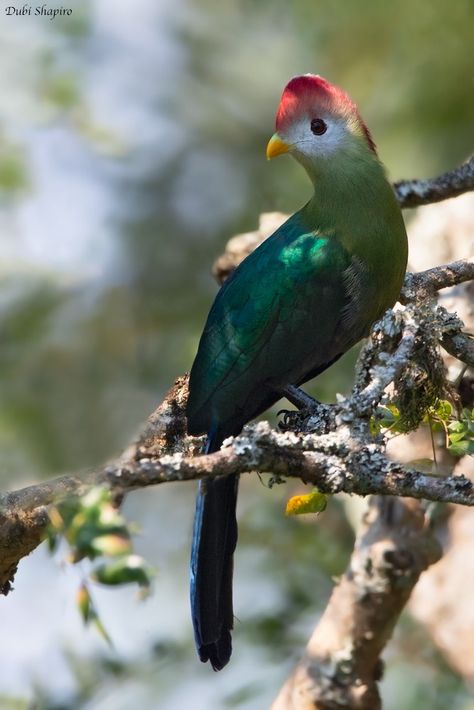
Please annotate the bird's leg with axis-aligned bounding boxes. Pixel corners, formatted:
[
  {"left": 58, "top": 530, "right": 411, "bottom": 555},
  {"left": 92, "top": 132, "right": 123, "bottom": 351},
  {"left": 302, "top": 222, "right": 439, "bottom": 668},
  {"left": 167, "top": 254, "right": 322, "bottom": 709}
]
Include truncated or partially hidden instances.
[{"left": 279, "top": 384, "right": 320, "bottom": 411}]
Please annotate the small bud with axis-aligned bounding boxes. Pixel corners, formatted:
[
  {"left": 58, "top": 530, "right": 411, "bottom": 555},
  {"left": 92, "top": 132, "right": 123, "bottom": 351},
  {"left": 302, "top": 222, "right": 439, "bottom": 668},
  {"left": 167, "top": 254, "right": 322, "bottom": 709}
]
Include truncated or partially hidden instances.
[{"left": 76, "top": 583, "right": 91, "bottom": 622}]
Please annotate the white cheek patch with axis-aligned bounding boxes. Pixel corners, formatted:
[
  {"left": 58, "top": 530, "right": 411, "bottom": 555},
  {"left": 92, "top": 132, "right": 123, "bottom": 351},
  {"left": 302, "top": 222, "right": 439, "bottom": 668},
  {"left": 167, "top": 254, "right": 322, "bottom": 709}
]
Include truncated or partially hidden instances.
[{"left": 284, "top": 118, "right": 349, "bottom": 159}]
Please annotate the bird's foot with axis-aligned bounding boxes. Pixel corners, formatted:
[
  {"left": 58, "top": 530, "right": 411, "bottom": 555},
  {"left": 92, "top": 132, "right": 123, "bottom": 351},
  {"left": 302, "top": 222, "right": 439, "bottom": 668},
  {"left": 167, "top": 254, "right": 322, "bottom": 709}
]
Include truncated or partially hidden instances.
[
  {"left": 277, "top": 408, "right": 299, "bottom": 431},
  {"left": 277, "top": 385, "right": 321, "bottom": 432}
]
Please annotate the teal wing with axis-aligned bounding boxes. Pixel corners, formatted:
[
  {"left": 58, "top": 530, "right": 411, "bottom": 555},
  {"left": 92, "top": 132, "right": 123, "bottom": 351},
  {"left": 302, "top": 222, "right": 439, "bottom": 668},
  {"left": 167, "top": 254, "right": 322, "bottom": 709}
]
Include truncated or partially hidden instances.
[{"left": 187, "top": 218, "right": 369, "bottom": 435}]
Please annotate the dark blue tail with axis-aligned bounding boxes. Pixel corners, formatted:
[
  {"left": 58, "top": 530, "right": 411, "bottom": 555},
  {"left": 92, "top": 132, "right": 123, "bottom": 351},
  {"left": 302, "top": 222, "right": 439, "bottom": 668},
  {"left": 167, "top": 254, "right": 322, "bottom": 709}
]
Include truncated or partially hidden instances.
[{"left": 190, "top": 433, "right": 239, "bottom": 671}]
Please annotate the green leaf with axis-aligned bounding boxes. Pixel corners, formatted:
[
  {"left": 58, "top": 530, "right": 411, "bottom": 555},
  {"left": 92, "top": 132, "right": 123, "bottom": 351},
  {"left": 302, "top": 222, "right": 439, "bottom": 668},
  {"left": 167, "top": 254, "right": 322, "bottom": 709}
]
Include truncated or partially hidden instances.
[
  {"left": 448, "top": 432, "right": 466, "bottom": 444},
  {"left": 285, "top": 489, "right": 328, "bottom": 516},
  {"left": 434, "top": 399, "right": 453, "bottom": 421},
  {"left": 91, "top": 555, "right": 153, "bottom": 588},
  {"left": 447, "top": 440, "right": 474, "bottom": 457},
  {"left": 76, "top": 583, "right": 92, "bottom": 623},
  {"left": 378, "top": 405, "right": 399, "bottom": 426},
  {"left": 448, "top": 421, "right": 465, "bottom": 433},
  {"left": 90, "top": 534, "right": 132, "bottom": 557},
  {"left": 76, "top": 583, "right": 113, "bottom": 645}
]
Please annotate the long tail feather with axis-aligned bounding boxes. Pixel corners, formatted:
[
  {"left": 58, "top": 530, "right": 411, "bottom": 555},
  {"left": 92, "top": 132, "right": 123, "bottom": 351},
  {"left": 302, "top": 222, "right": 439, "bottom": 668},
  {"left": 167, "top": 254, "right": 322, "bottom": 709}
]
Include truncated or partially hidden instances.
[{"left": 190, "top": 432, "right": 239, "bottom": 671}]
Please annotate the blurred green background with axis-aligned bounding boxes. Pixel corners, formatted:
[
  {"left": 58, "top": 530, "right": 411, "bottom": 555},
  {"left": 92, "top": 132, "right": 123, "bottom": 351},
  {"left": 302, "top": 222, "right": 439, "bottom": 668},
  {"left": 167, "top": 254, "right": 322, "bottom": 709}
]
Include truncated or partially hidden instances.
[{"left": 0, "top": 0, "right": 473, "bottom": 708}]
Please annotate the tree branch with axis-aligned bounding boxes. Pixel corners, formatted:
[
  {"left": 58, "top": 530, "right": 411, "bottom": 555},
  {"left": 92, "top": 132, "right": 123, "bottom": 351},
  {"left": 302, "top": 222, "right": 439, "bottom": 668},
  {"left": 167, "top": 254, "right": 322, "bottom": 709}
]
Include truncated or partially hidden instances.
[
  {"left": 401, "top": 259, "right": 474, "bottom": 301},
  {"left": 1, "top": 256, "right": 473, "bottom": 594},
  {"left": 394, "top": 156, "right": 474, "bottom": 208},
  {"left": 3, "top": 418, "right": 473, "bottom": 512},
  {"left": 272, "top": 497, "right": 441, "bottom": 710}
]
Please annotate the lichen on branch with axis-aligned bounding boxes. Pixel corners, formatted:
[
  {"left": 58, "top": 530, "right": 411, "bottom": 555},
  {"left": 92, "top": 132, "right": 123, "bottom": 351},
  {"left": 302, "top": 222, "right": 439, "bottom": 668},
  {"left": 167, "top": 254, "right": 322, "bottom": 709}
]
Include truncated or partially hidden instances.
[{"left": 1, "top": 255, "right": 473, "bottom": 596}]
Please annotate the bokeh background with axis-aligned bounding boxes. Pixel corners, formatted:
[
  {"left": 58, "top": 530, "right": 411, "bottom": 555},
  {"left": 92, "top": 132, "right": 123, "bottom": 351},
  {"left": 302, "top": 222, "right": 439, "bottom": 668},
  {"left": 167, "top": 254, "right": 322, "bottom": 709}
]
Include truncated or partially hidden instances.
[{"left": 0, "top": 0, "right": 473, "bottom": 708}]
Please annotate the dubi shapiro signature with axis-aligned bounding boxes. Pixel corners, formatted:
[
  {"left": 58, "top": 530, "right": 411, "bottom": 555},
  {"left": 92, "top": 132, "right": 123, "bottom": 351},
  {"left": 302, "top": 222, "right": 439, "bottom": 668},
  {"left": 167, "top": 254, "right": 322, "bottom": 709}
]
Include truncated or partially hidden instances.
[{"left": 5, "top": 5, "right": 73, "bottom": 20}]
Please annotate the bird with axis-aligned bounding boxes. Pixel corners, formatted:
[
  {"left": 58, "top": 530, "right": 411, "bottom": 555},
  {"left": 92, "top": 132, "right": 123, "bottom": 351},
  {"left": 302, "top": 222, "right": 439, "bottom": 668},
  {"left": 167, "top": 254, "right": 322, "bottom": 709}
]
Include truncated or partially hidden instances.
[{"left": 186, "top": 74, "right": 408, "bottom": 671}]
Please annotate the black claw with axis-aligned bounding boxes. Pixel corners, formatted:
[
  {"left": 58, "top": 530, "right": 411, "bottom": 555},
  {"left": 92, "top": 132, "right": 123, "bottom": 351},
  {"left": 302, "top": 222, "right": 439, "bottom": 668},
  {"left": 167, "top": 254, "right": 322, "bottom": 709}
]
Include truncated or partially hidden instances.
[{"left": 277, "top": 408, "right": 298, "bottom": 431}]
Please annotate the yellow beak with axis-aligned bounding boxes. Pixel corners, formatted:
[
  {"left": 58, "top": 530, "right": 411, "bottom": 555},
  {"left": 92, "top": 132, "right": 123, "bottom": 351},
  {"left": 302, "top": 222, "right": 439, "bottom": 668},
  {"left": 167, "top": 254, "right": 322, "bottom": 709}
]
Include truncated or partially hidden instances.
[{"left": 266, "top": 133, "right": 290, "bottom": 160}]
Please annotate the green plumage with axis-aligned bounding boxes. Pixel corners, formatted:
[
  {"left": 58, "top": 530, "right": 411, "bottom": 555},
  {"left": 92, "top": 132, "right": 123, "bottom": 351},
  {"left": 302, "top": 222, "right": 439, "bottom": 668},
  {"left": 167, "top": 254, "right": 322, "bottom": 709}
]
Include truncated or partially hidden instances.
[
  {"left": 188, "top": 74, "right": 408, "bottom": 670},
  {"left": 188, "top": 151, "right": 407, "bottom": 436}
]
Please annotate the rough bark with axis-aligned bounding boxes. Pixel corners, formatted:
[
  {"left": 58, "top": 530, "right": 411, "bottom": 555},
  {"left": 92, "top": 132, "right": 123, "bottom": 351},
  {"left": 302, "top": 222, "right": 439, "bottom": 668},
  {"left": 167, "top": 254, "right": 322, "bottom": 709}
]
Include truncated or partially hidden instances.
[{"left": 272, "top": 498, "right": 441, "bottom": 710}]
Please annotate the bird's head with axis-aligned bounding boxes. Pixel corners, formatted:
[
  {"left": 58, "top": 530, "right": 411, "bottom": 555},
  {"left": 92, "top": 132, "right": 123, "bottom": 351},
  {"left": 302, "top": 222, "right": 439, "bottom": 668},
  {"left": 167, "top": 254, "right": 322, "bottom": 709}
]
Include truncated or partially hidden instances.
[{"left": 266, "top": 74, "right": 376, "bottom": 167}]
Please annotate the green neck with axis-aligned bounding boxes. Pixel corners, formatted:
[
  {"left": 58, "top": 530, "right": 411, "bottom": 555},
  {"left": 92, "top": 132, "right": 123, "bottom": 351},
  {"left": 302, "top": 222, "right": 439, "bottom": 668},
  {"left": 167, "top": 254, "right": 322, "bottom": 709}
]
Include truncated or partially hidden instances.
[
  {"left": 297, "top": 138, "right": 408, "bottom": 313},
  {"left": 301, "top": 141, "right": 389, "bottom": 224}
]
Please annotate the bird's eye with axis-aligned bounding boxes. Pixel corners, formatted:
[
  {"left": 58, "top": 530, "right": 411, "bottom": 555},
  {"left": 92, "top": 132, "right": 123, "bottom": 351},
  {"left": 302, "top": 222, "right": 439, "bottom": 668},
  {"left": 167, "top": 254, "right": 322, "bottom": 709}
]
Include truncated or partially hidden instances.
[{"left": 310, "top": 118, "right": 327, "bottom": 136}]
